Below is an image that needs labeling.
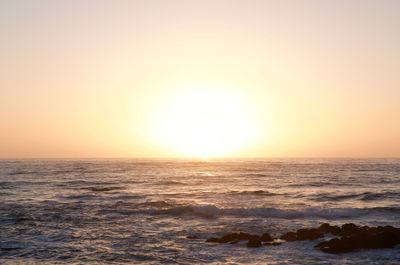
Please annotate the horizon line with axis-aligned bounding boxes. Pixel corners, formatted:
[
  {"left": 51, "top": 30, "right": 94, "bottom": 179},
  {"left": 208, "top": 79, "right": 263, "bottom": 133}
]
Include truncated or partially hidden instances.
[{"left": 1, "top": 156, "right": 399, "bottom": 160}]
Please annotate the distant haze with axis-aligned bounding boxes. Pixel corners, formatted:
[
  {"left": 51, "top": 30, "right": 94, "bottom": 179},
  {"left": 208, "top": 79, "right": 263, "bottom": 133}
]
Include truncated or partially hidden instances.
[{"left": 1, "top": 0, "right": 400, "bottom": 158}]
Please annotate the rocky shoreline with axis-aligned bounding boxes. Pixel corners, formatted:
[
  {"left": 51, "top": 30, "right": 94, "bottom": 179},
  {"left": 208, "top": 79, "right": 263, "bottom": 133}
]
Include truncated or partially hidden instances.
[{"left": 196, "top": 223, "right": 400, "bottom": 253}]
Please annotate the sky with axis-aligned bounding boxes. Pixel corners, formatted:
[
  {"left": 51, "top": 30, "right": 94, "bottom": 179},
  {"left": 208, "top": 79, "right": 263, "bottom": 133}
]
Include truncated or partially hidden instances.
[{"left": 1, "top": 0, "right": 400, "bottom": 158}]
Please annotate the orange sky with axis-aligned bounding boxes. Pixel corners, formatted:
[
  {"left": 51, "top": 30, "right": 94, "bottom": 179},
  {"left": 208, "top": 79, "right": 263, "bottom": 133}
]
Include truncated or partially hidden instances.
[{"left": 1, "top": 0, "right": 400, "bottom": 158}]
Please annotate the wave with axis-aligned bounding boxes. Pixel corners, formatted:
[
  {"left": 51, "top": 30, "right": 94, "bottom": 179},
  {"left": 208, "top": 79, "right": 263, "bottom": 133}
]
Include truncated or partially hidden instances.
[
  {"left": 229, "top": 190, "right": 281, "bottom": 196},
  {"left": 287, "top": 181, "right": 357, "bottom": 188},
  {"left": 8, "top": 170, "right": 40, "bottom": 176},
  {"left": 60, "top": 194, "right": 98, "bottom": 200},
  {"left": 137, "top": 200, "right": 173, "bottom": 208},
  {"left": 83, "top": 186, "right": 125, "bottom": 192},
  {"left": 110, "top": 194, "right": 143, "bottom": 200},
  {"left": 153, "top": 180, "right": 187, "bottom": 186},
  {"left": 360, "top": 191, "right": 400, "bottom": 201},
  {"left": 151, "top": 204, "right": 400, "bottom": 219},
  {"left": 311, "top": 192, "right": 367, "bottom": 201},
  {"left": 4, "top": 199, "right": 400, "bottom": 222},
  {"left": 0, "top": 180, "right": 50, "bottom": 188},
  {"left": 59, "top": 180, "right": 119, "bottom": 187},
  {"left": 313, "top": 191, "right": 400, "bottom": 202}
]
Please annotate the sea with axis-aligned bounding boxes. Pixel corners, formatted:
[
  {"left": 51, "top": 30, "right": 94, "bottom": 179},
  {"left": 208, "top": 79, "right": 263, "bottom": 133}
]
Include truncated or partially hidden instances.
[{"left": 1, "top": 159, "right": 400, "bottom": 264}]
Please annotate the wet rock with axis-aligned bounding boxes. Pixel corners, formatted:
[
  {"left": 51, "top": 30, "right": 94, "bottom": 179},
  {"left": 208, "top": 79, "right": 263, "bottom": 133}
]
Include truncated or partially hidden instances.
[
  {"left": 247, "top": 239, "right": 262, "bottom": 248},
  {"left": 280, "top": 231, "right": 297, "bottom": 241},
  {"left": 318, "top": 222, "right": 367, "bottom": 237},
  {"left": 296, "top": 228, "right": 324, "bottom": 240},
  {"left": 318, "top": 223, "right": 331, "bottom": 233},
  {"left": 280, "top": 229, "right": 323, "bottom": 241},
  {"left": 237, "top": 232, "right": 260, "bottom": 241},
  {"left": 260, "top": 232, "right": 273, "bottom": 242},
  {"left": 219, "top": 233, "right": 239, "bottom": 243},
  {"left": 317, "top": 223, "right": 343, "bottom": 236},
  {"left": 316, "top": 225, "right": 400, "bottom": 253},
  {"left": 203, "top": 224, "right": 400, "bottom": 253},
  {"left": 206, "top": 237, "right": 222, "bottom": 243},
  {"left": 341, "top": 223, "right": 360, "bottom": 236},
  {"left": 328, "top": 225, "right": 342, "bottom": 236},
  {"left": 316, "top": 238, "right": 350, "bottom": 253}
]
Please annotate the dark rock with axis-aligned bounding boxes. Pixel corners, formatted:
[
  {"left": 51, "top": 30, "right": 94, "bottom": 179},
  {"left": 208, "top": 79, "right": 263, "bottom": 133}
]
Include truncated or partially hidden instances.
[
  {"left": 187, "top": 235, "right": 199, "bottom": 239},
  {"left": 219, "top": 233, "right": 239, "bottom": 243},
  {"left": 205, "top": 224, "right": 400, "bottom": 253},
  {"left": 318, "top": 223, "right": 331, "bottom": 233},
  {"left": 316, "top": 225, "right": 400, "bottom": 253},
  {"left": 206, "top": 237, "right": 222, "bottom": 243},
  {"left": 221, "top": 232, "right": 259, "bottom": 243},
  {"left": 316, "top": 238, "right": 352, "bottom": 253},
  {"left": 247, "top": 239, "right": 262, "bottom": 248},
  {"left": 296, "top": 228, "right": 324, "bottom": 240},
  {"left": 317, "top": 223, "right": 341, "bottom": 236},
  {"left": 260, "top": 232, "right": 273, "bottom": 242},
  {"left": 280, "top": 229, "right": 323, "bottom": 241},
  {"left": 341, "top": 223, "right": 360, "bottom": 236},
  {"left": 329, "top": 225, "right": 343, "bottom": 236},
  {"left": 318, "top": 223, "right": 365, "bottom": 237},
  {"left": 280, "top": 231, "right": 297, "bottom": 241}
]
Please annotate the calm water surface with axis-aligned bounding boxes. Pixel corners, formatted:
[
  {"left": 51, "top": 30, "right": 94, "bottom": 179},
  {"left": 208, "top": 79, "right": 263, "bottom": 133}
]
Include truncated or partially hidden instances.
[{"left": 1, "top": 159, "right": 400, "bottom": 264}]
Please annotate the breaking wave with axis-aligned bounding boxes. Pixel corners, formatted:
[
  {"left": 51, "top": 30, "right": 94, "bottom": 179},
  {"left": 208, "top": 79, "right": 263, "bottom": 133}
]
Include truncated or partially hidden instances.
[{"left": 148, "top": 204, "right": 400, "bottom": 219}]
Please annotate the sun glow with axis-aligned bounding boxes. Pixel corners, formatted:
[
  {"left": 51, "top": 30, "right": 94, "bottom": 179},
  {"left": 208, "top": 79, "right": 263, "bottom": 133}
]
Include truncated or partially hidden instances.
[{"left": 150, "top": 82, "right": 259, "bottom": 158}]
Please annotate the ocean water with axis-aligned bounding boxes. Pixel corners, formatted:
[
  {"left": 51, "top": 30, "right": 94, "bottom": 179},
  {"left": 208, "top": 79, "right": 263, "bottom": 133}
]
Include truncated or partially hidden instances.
[{"left": 1, "top": 159, "right": 400, "bottom": 264}]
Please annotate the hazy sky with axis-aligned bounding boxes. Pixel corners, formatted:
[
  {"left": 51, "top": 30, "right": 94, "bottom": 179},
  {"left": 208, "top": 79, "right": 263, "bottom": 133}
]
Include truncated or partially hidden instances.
[{"left": 1, "top": 0, "right": 400, "bottom": 158}]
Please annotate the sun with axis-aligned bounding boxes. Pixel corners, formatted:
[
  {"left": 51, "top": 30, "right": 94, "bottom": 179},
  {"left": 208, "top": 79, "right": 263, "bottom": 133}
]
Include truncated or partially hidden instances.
[{"left": 150, "top": 82, "right": 259, "bottom": 158}]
